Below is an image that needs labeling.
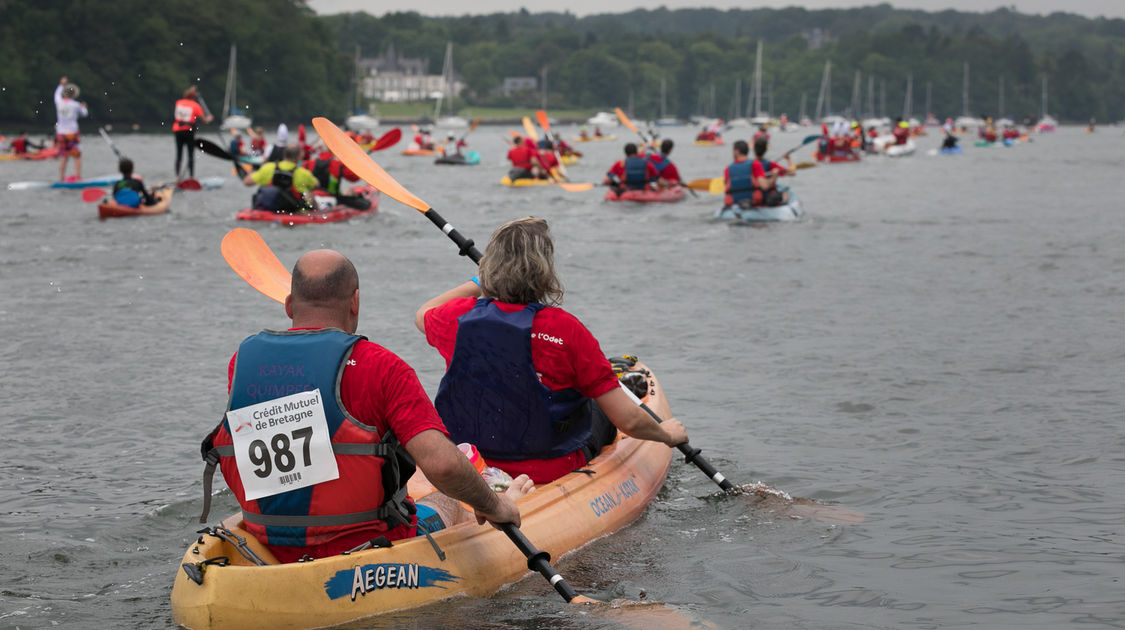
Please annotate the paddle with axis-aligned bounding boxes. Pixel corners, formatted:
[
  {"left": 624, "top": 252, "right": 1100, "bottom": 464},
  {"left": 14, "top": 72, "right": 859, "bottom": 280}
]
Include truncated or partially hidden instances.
[
  {"left": 534, "top": 110, "right": 568, "bottom": 178},
  {"left": 196, "top": 138, "right": 248, "bottom": 179},
  {"left": 614, "top": 107, "right": 650, "bottom": 146},
  {"left": 368, "top": 127, "right": 401, "bottom": 152},
  {"left": 457, "top": 118, "right": 482, "bottom": 144},
  {"left": 779, "top": 134, "right": 823, "bottom": 159},
  {"left": 98, "top": 126, "right": 125, "bottom": 161},
  {"left": 81, "top": 187, "right": 107, "bottom": 203},
  {"left": 685, "top": 178, "right": 715, "bottom": 192},
  {"left": 520, "top": 116, "right": 575, "bottom": 186},
  {"left": 220, "top": 228, "right": 291, "bottom": 303}
]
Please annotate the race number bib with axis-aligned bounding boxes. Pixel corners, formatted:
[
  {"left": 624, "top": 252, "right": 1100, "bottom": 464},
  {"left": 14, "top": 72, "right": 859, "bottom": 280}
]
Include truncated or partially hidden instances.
[
  {"left": 226, "top": 389, "right": 340, "bottom": 500},
  {"left": 174, "top": 103, "right": 194, "bottom": 123}
]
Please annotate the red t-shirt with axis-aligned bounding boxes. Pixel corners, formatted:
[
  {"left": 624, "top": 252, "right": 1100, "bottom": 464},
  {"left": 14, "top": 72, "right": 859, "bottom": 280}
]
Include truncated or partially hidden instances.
[
  {"left": 508, "top": 144, "right": 533, "bottom": 169},
  {"left": 423, "top": 298, "right": 621, "bottom": 483},
  {"left": 226, "top": 330, "right": 448, "bottom": 561},
  {"left": 649, "top": 155, "right": 681, "bottom": 182},
  {"left": 172, "top": 98, "right": 205, "bottom": 133},
  {"left": 539, "top": 150, "right": 559, "bottom": 170}
]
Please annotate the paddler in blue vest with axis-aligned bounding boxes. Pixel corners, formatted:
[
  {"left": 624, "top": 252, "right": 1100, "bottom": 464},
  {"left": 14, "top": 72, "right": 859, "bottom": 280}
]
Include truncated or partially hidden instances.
[
  {"left": 415, "top": 217, "right": 688, "bottom": 485},
  {"left": 200, "top": 249, "right": 527, "bottom": 563},
  {"left": 110, "top": 158, "right": 157, "bottom": 207},
  {"left": 724, "top": 138, "right": 792, "bottom": 209},
  {"left": 603, "top": 143, "right": 661, "bottom": 194}
]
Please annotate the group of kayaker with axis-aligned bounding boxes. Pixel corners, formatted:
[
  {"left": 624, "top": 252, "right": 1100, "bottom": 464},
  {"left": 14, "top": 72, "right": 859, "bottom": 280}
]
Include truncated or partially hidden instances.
[
  {"left": 601, "top": 139, "right": 682, "bottom": 193},
  {"left": 202, "top": 217, "right": 689, "bottom": 562}
]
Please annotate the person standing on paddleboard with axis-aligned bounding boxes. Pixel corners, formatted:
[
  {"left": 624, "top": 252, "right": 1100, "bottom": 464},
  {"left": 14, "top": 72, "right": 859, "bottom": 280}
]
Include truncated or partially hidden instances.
[
  {"left": 54, "top": 77, "right": 87, "bottom": 182},
  {"left": 415, "top": 217, "right": 688, "bottom": 485},
  {"left": 172, "top": 85, "right": 213, "bottom": 181},
  {"left": 200, "top": 249, "right": 524, "bottom": 563}
]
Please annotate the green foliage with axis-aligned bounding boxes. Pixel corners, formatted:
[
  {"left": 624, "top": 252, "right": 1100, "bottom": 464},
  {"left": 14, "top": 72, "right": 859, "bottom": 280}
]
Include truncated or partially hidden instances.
[{"left": 0, "top": 2, "right": 1120, "bottom": 126}]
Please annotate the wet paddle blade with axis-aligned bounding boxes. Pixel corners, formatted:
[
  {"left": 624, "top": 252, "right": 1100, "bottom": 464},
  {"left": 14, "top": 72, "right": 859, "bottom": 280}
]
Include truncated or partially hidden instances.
[
  {"left": 708, "top": 177, "right": 724, "bottom": 195},
  {"left": 684, "top": 178, "right": 714, "bottom": 191},
  {"left": 535, "top": 110, "right": 551, "bottom": 133},
  {"left": 556, "top": 182, "right": 595, "bottom": 192},
  {"left": 313, "top": 117, "right": 431, "bottom": 214},
  {"left": 220, "top": 228, "right": 291, "bottom": 304},
  {"left": 614, "top": 107, "right": 640, "bottom": 135},
  {"left": 521, "top": 116, "right": 539, "bottom": 143},
  {"left": 369, "top": 127, "right": 402, "bottom": 152},
  {"left": 794, "top": 161, "right": 816, "bottom": 170},
  {"left": 81, "top": 187, "right": 107, "bottom": 203}
]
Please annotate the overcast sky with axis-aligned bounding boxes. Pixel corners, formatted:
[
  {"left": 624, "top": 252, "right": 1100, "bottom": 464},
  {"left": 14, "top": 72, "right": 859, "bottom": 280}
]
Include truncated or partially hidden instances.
[{"left": 306, "top": 0, "right": 1125, "bottom": 20}]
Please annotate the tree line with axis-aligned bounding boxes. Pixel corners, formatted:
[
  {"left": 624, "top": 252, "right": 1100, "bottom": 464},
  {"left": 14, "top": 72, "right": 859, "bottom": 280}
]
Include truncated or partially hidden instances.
[{"left": 0, "top": 1, "right": 1121, "bottom": 128}]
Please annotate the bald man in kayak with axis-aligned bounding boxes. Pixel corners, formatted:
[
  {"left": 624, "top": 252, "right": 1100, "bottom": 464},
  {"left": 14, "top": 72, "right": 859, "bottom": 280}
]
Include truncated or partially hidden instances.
[{"left": 200, "top": 250, "right": 526, "bottom": 562}]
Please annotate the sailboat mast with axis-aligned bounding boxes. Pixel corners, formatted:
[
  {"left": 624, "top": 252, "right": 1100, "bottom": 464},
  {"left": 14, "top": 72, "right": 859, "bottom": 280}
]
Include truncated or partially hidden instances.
[
  {"left": 925, "top": 81, "right": 932, "bottom": 119},
  {"left": 753, "top": 40, "right": 763, "bottom": 117},
  {"left": 222, "top": 43, "right": 236, "bottom": 121},
  {"left": 851, "top": 70, "right": 861, "bottom": 118},
  {"left": 962, "top": 62, "right": 969, "bottom": 117},
  {"left": 998, "top": 75, "right": 1004, "bottom": 118},
  {"left": 813, "top": 60, "right": 830, "bottom": 121},
  {"left": 867, "top": 75, "right": 874, "bottom": 118},
  {"left": 799, "top": 92, "right": 806, "bottom": 121},
  {"left": 902, "top": 72, "right": 912, "bottom": 120},
  {"left": 1041, "top": 76, "right": 1048, "bottom": 118},
  {"left": 733, "top": 77, "right": 741, "bottom": 121}
]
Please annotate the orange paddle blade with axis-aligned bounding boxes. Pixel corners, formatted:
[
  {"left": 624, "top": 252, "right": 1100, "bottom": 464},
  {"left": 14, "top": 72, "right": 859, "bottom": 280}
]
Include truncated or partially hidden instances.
[
  {"left": 313, "top": 117, "right": 431, "bottom": 214},
  {"left": 614, "top": 107, "right": 640, "bottom": 135},
  {"left": 220, "top": 228, "right": 291, "bottom": 304},
  {"left": 556, "top": 182, "right": 595, "bottom": 192},
  {"left": 684, "top": 178, "right": 714, "bottom": 191},
  {"left": 522, "top": 116, "right": 539, "bottom": 143},
  {"left": 535, "top": 110, "right": 551, "bottom": 133}
]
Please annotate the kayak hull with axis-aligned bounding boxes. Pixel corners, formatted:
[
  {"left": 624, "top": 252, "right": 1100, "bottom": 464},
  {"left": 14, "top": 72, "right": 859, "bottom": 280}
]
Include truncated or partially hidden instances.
[
  {"left": 939, "top": 146, "right": 964, "bottom": 155},
  {"left": 605, "top": 186, "right": 686, "bottom": 203},
  {"left": 434, "top": 151, "right": 481, "bottom": 165},
  {"left": 98, "top": 188, "right": 173, "bottom": 219},
  {"left": 813, "top": 152, "right": 861, "bottom": 163},
  {"left": 715, "top": 188, "right": 803, "bottom": 222},
  {"left": 499, "top": 176, "right": 555, "bottom": 187},
  {"left": 402, "top": 148, "right": 438, "bottom": 156},
  {"left": 570, "top": 135, "right": 616, "bottom": 143},
  {"left": 235, "top": 186, "right": 379, "bottom": 225},
  {"left": 171, "top": 361, "right": 674, "bottom": 630},
  {"left": 885, "top": 140, "right": 916, "bottom": 157},
  {"left": 693, "top": 138, "right": 725, "bottom": 146}
]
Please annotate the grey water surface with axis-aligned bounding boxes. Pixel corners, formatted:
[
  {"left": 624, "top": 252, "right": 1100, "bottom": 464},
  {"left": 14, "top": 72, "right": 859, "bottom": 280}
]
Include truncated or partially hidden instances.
[{"left": 1, "top": 124, "right": 1122, "bottom": 629}]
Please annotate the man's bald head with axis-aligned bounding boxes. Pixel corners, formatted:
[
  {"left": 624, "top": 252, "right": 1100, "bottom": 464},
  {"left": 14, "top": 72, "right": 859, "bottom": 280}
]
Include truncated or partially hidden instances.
[{"left": 290, "top": 250, "right": 358, "bottom": 308}]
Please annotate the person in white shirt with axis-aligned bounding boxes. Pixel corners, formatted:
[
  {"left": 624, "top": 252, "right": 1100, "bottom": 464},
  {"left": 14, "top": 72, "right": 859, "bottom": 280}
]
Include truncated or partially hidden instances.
[{"left": 54, "top": 77, "right": 89, "bottom": 182}]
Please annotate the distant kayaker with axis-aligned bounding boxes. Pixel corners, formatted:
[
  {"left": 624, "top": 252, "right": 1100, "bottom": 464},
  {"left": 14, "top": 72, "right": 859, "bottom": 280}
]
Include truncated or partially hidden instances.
[
  {"left": 647, "top": 139, "right": 682, "bottom": 186},
  {"left": 892, "top": 119, "right": 910, "bottom": 145},
  {"left": 243, "top": 144, "right": 319, "bottom": 213},
  {"left": 506, "top": 134, "right": 535, "bottom": 180},
  {"left": 7, "top": 130, "right": 43, "bottom": 156},
  {"left": 54, "top": 77, "right": 88, "bottom": 182},
  {"left": 415, "top": 217, "right": 689, "bottom": 485},
  {"left": 248, "top": 126, "right": 266, "bottom": 156},
  {"left": 200, "top": 249, "right": 525, "bottom": 562},
  {"left": 228, "top": 130, "right": 244, "bottom": 158},
  {"left": 604, "top": 142, "right": 661, "bottom": 193},
  {"left": 537, "top": 139, "right": 560, "bottom": 175},
  {"left": 264, "top": 123, "right": 288, "bottom": 162},
  {"left": 753, "top": 124, "right": 770, "bottom": 143},
  {"left": 110, "top": 158, "right": 157, "bottom": 207},
  {"left": 443, "top": 132, "right": 466, "bottom": 156},
  {"left": 172, "top": 85, "right": 213, "bottom": 181}
]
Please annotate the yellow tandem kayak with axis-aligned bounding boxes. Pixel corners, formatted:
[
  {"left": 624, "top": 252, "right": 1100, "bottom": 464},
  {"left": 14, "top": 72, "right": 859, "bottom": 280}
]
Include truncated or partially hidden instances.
[{"left": 171, "top": 360, "right": 674, "bottom": 630}]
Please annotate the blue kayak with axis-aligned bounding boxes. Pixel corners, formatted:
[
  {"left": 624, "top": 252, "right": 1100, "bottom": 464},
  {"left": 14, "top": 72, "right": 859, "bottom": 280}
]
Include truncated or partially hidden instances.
[
  {"left": 8, "top": 175, "right": 122, "bottom": 191},
  {"left": 939, "top": 145, "right": 964, "bottom": 155},
  {"left": 714, "top": 187, "right": 803, "bottom": 222}
]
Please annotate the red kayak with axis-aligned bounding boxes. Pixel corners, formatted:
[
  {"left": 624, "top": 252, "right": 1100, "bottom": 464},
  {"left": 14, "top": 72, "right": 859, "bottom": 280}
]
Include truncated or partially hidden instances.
[
  {"left": 604, "top": 185, "right": 686, "bottom": 203},
  {"left": 813, "top": 151, "right": 861, "bottom": 163},
  {"left": 236, "top": 186, "right": 379, "bottom": 225},
  {"left": 98, "top": 188, "right": 173, "bottom": 219}
]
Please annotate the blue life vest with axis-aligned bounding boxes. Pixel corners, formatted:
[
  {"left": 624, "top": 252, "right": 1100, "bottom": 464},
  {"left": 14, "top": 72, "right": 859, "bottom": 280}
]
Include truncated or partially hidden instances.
[
  {"left": 202, "top": 329, "right": 414, "bottom": 547},
  {"left": 623, "top": 156, "right": 648, "bottom": 190},
  {"left": 727, "top": 160, "right": 754, "bottom": 204},
  {"left": 113, "top": 188, "right": 141, "bottom": 207},
  {"left": 434, "top": 299, "right": 589, "bottom": 460}
]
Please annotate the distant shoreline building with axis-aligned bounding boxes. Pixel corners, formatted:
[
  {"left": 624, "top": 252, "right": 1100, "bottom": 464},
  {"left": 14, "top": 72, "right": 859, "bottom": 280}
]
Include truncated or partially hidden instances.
[{"left": 360, "top": 43, "right": 464, "bottom": 103}]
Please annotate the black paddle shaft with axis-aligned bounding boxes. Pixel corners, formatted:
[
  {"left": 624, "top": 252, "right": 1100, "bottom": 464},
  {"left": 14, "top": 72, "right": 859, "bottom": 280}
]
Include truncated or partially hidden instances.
[
  {"left": 502, "top": 523, "right": 583, "bottom": 603},
  {"left": 195, "top": 138, "right": 246, "bottom": 178},
  {"left": 637, "top": 402, "right": 735, "bottom": 492},
  {"left": 423, "top": 208, "right": 483, "bottom": 263}
]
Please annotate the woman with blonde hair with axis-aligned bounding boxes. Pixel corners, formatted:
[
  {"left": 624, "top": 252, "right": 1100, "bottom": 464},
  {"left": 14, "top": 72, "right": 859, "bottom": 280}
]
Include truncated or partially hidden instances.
[{"left": 415, "top": 217, "right": 687, "bottom": 484}]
